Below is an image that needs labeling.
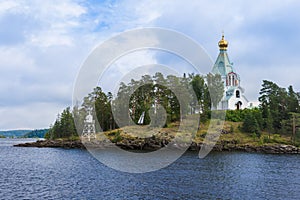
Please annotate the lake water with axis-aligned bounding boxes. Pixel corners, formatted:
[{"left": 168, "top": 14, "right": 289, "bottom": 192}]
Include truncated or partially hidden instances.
[{"left": 1, "top": 138, "right": 300, "bottom": 199}]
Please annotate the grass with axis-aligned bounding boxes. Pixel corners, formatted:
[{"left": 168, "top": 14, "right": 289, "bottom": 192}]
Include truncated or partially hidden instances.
[
  {"left": 188, "top": 119, "right": 294, "bottom": 146},
  {"left": 80, "top": 118, "right": 297, "bottom": 147}
]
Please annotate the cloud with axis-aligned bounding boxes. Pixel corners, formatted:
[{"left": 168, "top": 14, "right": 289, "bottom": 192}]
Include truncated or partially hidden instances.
[
  {"left": 1, "top": 0, "right": 300, "bottom": 129},
  {"left": 0, "top": 1, "right": 19, "bottom": 14},
  {"left": 0, "top": 0, "right": 163, "bottom": 129},
  {"left": 0, "top": 102, "right": 67, "bottom": 130},
  {"left": 137, "top": 0, "right": 300, "bottom": 101},
  {"left": 0, "top": 0, "right": 89, "bottom": 129},
  {"left": 98, "top": 50, "right": 158, "bottom": 94}
]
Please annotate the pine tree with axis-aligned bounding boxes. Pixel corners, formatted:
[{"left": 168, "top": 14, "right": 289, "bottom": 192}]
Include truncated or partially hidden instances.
[
  {"left": 287, "top": 85, "right": 300, "bottom": 113},
  {"left": 242, "top": 112, "right": 260, "bottom": 136},
  {"left": 47, "top": 107, "right": 78, "bottom": 139}
]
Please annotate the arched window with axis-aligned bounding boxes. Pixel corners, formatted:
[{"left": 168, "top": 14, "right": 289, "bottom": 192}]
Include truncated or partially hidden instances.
[
  {"left": 227, "top": 72, "right": 238, "bottom": 86},
  {"left": 236, "top": 90, "right": 240, "bottom": 98}
]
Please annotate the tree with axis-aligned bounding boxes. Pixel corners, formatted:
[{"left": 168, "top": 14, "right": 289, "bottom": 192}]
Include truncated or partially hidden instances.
[
  {"left": 258, "top": 80, "right": 288, "bottom": 131},
  {"left": 265, "top": 108, "right": 274, "bottom": 139},
  {"left": 242, "top": 112, "right": 260, "bottom": 137},
  {"left": 282, "top": 112, "right": 300, "bottom": 144},
  {"left": 47, "top": 107, "right": 78, "bottom": 139},
  {"left": 258, "top": 80, "right": 300, "bottom": 138},
  {"left": 287, "top": 85, "right": 300, "bottom": 113},
  {"left": 190, "top": 74, "right": 211, "bottom": 121},
  {"left": 206, "top": 73, "right": 224, "bottom": 109}
]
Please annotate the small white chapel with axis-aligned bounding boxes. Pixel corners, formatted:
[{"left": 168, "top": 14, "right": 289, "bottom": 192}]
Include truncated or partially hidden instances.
[{"left": 211, "top": 34, "right": 250, "bottom": 110}]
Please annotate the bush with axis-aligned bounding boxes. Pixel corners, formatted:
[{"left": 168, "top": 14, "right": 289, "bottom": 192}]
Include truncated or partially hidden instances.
[
  {"left": 226, "top": 110, "right": 243, "bottom": 122},
  {"left": 263, "top": 135, "right": 270, "bottom": 143},
  {"left": 251, "top": 132, "right": 258, "bottom": 141},
  {"left": 242, "top": 112, "right": 260, "bottom": 136},
  {"left": 271, "top": 134, "right": 285, "bottom": 144},
  {"left": 111, "top": 130, "right": 122, "bottom": 143}
]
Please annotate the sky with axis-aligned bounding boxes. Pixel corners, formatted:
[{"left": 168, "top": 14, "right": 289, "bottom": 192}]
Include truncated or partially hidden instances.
[{"left": 1, "top": 0, "right": 300, "bottom": 130}]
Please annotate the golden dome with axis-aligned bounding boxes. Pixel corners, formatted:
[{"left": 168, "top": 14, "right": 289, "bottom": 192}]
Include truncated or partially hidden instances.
[{"left": 218, "top": 34, "right": 228, "bottom": 50}]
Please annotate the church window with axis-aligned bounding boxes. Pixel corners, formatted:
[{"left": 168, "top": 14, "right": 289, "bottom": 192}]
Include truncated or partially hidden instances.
[
  {"left": 236, "top": 90, "right": 240, "bottom": 98},
  {"left": 236, "top": 101, "right": 242, "bottom": 110}
]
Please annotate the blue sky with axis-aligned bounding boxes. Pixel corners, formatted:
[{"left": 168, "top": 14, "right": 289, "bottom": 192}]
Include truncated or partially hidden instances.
[{"left": 1, "top": 0, "right": 300, "bottom": 130}]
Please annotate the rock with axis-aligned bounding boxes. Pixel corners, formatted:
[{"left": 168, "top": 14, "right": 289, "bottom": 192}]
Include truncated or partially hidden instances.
[
  {"left": 14, "top": 138, "right": 300, "bottom": 154},
  {"left": 14, "top": 140, "right": 86, "bottom": 149}
]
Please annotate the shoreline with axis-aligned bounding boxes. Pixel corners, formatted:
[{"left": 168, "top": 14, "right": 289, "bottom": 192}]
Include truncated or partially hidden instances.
[
  {"left": 13, "top": 139, "right": 300, "bottom": 154},
  {"left": 14, "top": 139, "right": 86, "bottom": 149}
]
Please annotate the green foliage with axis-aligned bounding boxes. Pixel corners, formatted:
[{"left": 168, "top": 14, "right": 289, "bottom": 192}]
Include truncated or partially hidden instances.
[
  {"left": 49, "top": 72, "right": 224, "bottom": 138},
  {"left": 44, "top": 132, "right": 50, "bottom": 139},
  {"left": 287, "top": 86, "right": 300, "bottom": 113},
  {"left": 262, "top": 135, "right": 270, "bottom": 143},
  {"left": 258, "top": 80, "right": 300, "bottom": 141},
  {"left": 251, "top": 132, "right": 258, "bottom": 141},
  {"left": 111, "top": 130, "right": 122, "bottom": 143},
  {"left": 114, "top": 72, "right": 195, "bottom": 127},
  {"left": 226, "top": 108, "right": 263, "bottom": 138},
  {"left": 226, "top": 108, "right": 262, "bottom": 126},
  {"left": 272, "top": 134, "right": 281, "bottom": 143},
  {"left": 190, "top": 74, "right": 211, "bottom": 122},
  {"left": 23, "top": 129, "right": 49, "bottom": 138},
  {"left": 226, "top": 110, "right": 243, "bottom": 122},
  {"left": 206, "top": 73, "right": 224, "bottom": 109},
  {"left": 242, "top": 112, "right": 260, "bottom": 136},
  {"left": 0, "top": 130, "right": 31, "bottom": 138},
  {"left": 78, "top": 87, "right": 116, "bottom": 132},
  {"left": 48, "top": 75, "right": 300, "bottom": 145},
  {"left": 296, "top": 130, "right": 300, "bottom": 143},
  {"left": 259, "top": 80, "right": 289, "bottom": 131},
  {"left": 47, "top": 107, "right": 78, "bottom": 139},
  {"left": 70, "top": 73, "right": 214, "bottom": 136}
]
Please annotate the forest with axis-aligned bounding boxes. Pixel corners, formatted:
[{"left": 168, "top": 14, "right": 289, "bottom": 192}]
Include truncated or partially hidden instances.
[{"left": 46, "top": 73, "right": 300, "bottom": 145}]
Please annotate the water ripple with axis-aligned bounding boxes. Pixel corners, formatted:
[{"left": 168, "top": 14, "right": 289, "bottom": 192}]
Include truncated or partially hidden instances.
[{"left": 0, "top": 139, "right": 300, "bottom": 199}]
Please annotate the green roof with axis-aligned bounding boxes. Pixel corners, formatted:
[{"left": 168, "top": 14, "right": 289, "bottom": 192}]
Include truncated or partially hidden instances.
[{"left": 212, "top": 50, "right": 235, "bottom": 77}]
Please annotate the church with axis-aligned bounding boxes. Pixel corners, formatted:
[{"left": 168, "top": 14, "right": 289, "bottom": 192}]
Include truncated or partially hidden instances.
[{"left": 211, "top": 34, "right": 249, "bottom": 110}]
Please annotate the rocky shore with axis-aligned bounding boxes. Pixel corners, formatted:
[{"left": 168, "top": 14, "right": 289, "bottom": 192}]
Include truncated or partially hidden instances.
[
  {"left": 14, "top": 139, "right": 300, "bottom": 154},
  {"left": 14, "top": 139, "right": 86, "bottom": 149}
]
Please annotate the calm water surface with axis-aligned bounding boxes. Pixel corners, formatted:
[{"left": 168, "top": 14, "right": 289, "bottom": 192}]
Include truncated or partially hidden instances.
[{"left": 0, "top": 138, "right": 300, "bottom": 199}]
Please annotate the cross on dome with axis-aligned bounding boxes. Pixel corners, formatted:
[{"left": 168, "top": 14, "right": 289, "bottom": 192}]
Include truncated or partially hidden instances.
[{"left": 218, "top": 33, "right": 228, "bottom": 50}]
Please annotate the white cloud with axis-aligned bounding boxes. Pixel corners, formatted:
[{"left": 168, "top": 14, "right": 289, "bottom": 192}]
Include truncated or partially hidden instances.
[
  {"left": 0, "top": 102, "right": 66, "bottom": 130},
  {"left": 97, "top": 50, "right": 158, "bottom": 95},
  {"left": 137, "top": 0, "right": 300, "bottom": 102},
  {"left": 1, "top": 0, "right": 300, "bottom": 129},
  {"left": 0, "top": 1, "right": 18, "bottom": 13},
  {"left": 0, "top": 1, "right": 115, "bottom": 129}
]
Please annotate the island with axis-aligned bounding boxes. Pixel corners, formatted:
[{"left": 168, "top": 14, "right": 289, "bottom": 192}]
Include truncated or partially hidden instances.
[{"left": 13, "top": 37, "right": 300, "bottom": 154}]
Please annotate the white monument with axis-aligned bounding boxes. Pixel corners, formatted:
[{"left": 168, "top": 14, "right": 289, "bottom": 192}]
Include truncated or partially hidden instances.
[{"left": 82, "top": 108, "right": 96, "bottom": 141}]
